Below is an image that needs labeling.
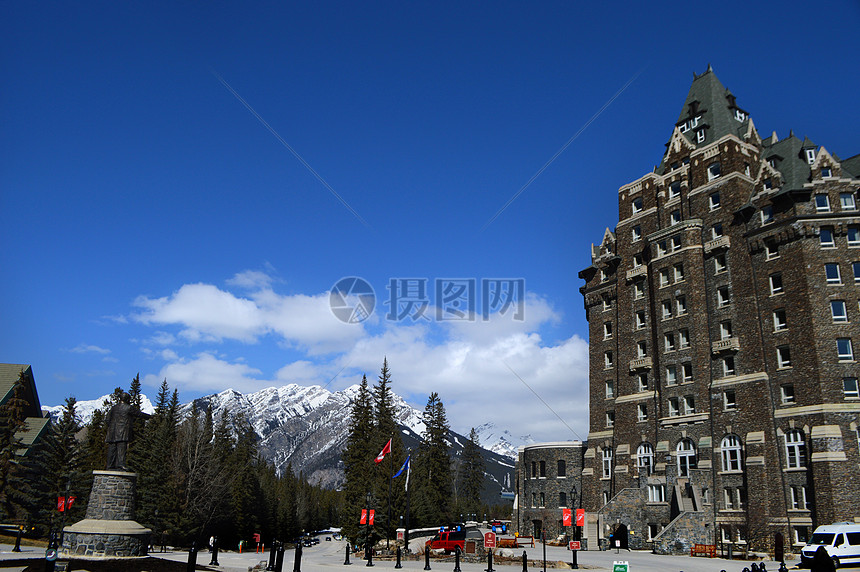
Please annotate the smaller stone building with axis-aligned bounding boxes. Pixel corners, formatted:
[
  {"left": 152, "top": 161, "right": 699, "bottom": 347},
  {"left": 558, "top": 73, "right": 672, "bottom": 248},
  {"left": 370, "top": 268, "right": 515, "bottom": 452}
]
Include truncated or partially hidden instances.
[{"left": 514, "top": 441, "right": 584, "bottom": 542}]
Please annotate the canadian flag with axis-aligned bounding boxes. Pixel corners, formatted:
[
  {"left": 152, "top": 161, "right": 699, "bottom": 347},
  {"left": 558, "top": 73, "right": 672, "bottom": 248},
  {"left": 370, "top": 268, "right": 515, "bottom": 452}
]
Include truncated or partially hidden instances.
[{"left": 375, "top": 439, "right": 392, "bottom": 464}]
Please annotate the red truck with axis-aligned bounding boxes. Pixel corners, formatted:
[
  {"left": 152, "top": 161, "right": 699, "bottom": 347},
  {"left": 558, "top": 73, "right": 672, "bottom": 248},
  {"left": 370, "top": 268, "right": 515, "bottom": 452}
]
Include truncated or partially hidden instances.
[{"left": 425, "top": 530, "right": 466, "bottom": 554}]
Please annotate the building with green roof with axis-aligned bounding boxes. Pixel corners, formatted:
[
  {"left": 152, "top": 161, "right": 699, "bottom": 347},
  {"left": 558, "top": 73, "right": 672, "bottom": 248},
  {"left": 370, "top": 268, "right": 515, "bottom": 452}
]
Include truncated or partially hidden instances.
[{"left": 0, "top": 364, "right": 51, "bottom": 456}]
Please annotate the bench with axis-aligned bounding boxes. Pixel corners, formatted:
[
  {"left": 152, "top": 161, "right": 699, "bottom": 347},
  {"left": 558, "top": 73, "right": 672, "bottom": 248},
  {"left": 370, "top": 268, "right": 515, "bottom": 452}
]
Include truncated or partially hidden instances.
[{"left": 690, "top": 543, "right": 716, "bottom": 558}]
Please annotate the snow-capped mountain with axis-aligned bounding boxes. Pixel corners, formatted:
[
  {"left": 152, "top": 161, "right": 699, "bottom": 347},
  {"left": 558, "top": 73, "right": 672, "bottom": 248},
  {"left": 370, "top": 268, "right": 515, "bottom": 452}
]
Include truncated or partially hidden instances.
[
  {"left": 46, "top": 384, "right": 518, "bottom": 502},
  {"left": 43, "top": 393, "right": 156, "bottom": 421}
]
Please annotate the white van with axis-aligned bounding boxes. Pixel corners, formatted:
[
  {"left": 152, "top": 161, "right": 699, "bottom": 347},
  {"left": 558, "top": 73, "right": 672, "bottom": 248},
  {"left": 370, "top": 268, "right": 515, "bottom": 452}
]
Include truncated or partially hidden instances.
[{"left": 800, "top": 523, "right": 860, "bottom": 568}]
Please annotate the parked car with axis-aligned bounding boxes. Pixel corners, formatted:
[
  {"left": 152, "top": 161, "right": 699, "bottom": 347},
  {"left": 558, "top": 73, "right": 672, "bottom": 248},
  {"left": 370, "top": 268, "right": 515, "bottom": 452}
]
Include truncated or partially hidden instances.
[
  {"left": 426, "top": 530, "right": 466, "bottom": 554},
  {"left": 800, "top": 522, "right": 860, "bottom": 568}
]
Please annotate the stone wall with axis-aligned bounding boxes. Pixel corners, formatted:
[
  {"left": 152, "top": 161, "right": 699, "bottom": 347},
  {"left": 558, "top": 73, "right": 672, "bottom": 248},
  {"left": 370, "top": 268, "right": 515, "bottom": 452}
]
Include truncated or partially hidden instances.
[{"left": 652, "top": 511, "right": 711, "bottom": 555}]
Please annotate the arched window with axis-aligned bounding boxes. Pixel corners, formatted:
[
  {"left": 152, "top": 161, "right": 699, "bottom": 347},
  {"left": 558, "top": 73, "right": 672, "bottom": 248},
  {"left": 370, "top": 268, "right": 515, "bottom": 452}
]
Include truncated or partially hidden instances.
[
  {"left": 785, "top": 429, "right": 807, "bottom": 468},
  {"left": 721, "top": 435, "right": 743, "bottom": 472},
  {"left": 637, "top": 443, "right": 654, "bottom": 476},
  {"left": 602, "top": 447, "right": 613, "bottom": 479},
  {"left": 677, "top": 439, "right": 697, "bottom": 477}
]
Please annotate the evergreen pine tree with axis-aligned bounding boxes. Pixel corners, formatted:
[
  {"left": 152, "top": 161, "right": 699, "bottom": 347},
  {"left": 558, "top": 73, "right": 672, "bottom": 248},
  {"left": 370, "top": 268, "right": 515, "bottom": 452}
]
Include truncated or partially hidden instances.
[
  {"left": 371, "top": 358, "right": 406, "bottom": 545},
  {"left": 458, "top": 427, "right": 485, "bottom": 518},
  {"left": 341, "top": 374, "right": 374, "bottom": 543},
  {"left": 0, "top": 371, "right": 31, "bottom": 522},
  {"left": 413, "top": 392, "right": 452, "bottom": 527}
]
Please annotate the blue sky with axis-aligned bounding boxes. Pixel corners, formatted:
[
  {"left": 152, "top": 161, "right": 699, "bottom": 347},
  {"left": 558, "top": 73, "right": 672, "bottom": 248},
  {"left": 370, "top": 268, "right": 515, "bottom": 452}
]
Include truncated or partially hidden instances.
[{"left": 3, "top": 1, "right": 859, "bottom": 443}]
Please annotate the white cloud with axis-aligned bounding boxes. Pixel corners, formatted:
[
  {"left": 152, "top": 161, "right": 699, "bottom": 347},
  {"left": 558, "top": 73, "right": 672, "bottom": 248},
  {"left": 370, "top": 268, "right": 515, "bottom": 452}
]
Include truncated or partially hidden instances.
[
  {"left": 142, "top": 353, "right": 268, "bottom": 394},
  {"left": 226, "top": 270, "right": 275, "bottom": 290},
  {"left": 68, "top": 344, "right": 112, "bottom": 355}
]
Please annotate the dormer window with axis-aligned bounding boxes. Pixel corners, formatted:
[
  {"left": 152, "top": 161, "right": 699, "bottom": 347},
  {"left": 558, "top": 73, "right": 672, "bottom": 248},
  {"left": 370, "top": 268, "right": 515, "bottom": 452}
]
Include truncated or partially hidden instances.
[
  {"left": 696, "top": 129, "right": 705, "bottom": 144},
  {"left": 806, "top": 149, "right": 816, "bottom": 165},
  {"left": 822, "top": 167, "right": 833, "bottom": 178},
  {"left": 764, "top": 178, "right": 773, "bottom": 190},
  {"left": 708, "top": 162, "right": 721, "bottom": 181},
  {"left": 734, "top": 109, "right": 746, "bottom": 121}
]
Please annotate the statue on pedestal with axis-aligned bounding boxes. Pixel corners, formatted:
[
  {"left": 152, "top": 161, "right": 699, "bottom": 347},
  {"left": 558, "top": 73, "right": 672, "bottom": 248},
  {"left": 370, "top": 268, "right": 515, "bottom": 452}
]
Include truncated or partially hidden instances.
[{"left": 104, "top": 392, "right": 146, "bottom": 471}]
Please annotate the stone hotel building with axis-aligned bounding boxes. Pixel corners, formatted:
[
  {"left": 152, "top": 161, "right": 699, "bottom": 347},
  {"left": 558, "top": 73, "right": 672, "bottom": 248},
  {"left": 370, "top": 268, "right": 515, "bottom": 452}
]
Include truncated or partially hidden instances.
[{"left": 578, "top": 66, "right": 860, "bottom": 554}]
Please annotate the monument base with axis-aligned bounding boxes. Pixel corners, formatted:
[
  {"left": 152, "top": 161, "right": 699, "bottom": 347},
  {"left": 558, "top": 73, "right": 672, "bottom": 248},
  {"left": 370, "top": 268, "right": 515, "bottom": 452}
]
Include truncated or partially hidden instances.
[{"left": 62, "top": 470, "right": 151, "bottom": 558}]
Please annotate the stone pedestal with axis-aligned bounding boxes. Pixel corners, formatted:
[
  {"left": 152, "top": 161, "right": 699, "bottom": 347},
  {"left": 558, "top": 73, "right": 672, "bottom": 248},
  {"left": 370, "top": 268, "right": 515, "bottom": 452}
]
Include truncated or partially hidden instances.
[{"left": 62, "top": 470, "right": 151, "bottom": 557}]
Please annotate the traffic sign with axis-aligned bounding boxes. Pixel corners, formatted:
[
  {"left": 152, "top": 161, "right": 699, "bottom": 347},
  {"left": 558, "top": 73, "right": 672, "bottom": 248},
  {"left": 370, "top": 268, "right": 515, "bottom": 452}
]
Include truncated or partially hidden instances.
[
  {"left": 569, "top": 540, "right": 581, "bottom": 551},
  {"left": 484, "top": 532, "right": 496, "bottom": 548},
  {"left": 612, "top": 561, "right": 629, "bottom": 572}
]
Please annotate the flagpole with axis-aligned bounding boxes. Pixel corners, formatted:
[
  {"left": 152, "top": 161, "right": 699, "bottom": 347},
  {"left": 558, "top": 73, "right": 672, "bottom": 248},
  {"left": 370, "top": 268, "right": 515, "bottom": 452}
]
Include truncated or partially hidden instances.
[
  {"left": 387, "top": 435, "right": 393, "bottom": 550},
  {"left": 405, "top": 449, "right": 411, "bottom": 553}
]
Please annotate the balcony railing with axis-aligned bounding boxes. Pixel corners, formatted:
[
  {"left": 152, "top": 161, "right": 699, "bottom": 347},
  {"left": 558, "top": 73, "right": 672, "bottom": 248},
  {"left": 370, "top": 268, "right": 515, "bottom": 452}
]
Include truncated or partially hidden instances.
[
  {"left": 629, "top": 357, "right": 653, "bottom": 371},
  {"left": 704, "top": 235, "right": 730, "bottom": 253},
  {"left": 626, "top": 266, "right": 648, "bottom": 280},
  {"left": 711, "top": 337, "right": 740, "bottom": 354}
]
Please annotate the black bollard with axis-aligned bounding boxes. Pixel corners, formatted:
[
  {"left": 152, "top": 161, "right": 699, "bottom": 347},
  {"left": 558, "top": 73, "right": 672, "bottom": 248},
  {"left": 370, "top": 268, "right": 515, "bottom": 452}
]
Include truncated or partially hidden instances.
[
  {"left": 345, "top": 544, "right": 352, "bottom": 565},
  {"left": 759, "top": 564, "right": 767, "bottom": 572},
  {"left": 424, "top": 547, "right": 431, "bottom": 571},
  {"left": 209, "top": 535, "right": 220, "bottom": 566},
  {"left": 453, "top": 546, "right": 461, "bottom": 572},
  {"left": 487, "top": 548, "right": 494, "bottom": 572},
  {"left": 366, "top": 542, "right": 373, "bottom": 567},
  {"left": 395, "top": 547, "right": 402, "bottom": 569},
  {"left": 267, "top": 541, "right": 278, "bottom": 571},
  {"left": 13, "top": 526, "right": 22, "bottom": 552},
  {"left": 779, "top": 563, "right": 788, "bottom": 572},
  {"left": 751, "top": 563, "right": 760, "bottom": 572},
  {"left": 285, "top": 541, "right": 294, "bottom": 572},
  {"left": 522, "top": 550, "right": 528, "bottom": 572},
  {"left": 742, "top": 567, "right": 751, "bottom": 572},
  {"left": 44, "top": 534, "right": 59, "bottom": 572},
  {"left": 186, "top": 541, "right": 198, "bottom": 572}
]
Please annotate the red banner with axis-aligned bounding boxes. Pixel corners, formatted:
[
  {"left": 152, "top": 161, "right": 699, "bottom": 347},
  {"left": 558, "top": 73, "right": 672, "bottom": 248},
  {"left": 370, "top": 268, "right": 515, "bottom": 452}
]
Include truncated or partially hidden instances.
[
  {"left": 360, "top": 509, "right": 367, "bottom": 524},
  {"left": 575, "top": 509, "right": 585, "bottom": 527},
  {"left": 562, "top": 508, "right": 572, "bottom": 527},
  {"left": 57, "top": 497, "right": 65, "bottom": 512},
  {"left": 67, "top": 496, "right": 76, "bottom": 510},
  {"left": 369, "top": 510, "right": 375, "bottom": 525}
]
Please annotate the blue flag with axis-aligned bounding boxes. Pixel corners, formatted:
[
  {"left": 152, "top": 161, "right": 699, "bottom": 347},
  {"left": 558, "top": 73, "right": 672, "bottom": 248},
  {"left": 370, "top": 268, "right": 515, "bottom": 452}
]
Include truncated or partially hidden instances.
[{"left": 393, "top": 455, "right": 411, "bottom": 491}]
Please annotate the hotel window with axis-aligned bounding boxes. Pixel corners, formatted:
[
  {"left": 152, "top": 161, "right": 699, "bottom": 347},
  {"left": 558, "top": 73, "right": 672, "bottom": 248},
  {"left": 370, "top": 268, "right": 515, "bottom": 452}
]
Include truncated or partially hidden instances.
[
  {"left": 633, "top": 253, "right": 643, "bottom": 268},
  {"left": 602, "top": 448, "right": 613, "bottom": 478},
  {"left": 671, "top": 235, "right": 681, "bottom": 250},
  {"left": 637, "top": 444, "right": 654, "bottom": 475},
  {"left": 600, "top": 268, "right": 610, "bottom": 282},
  {"left": 679, "top": 329, "right": 690, "bottom": 348},
  {"left": 718, "top": 286, "right": 730, "bottom": 307},
  {"left": 676, "top": 295, "right": 688, "bottom": 315},
  {"left": 668, "top": 397, "right": 680, "bottom": 416},
  {"left": 849, "top": 226, "right": 860, "bottom": 246},
  {"left": 540, "top": 492, "right": 545, "bottom": 507},
  {"left": 815, "top": 193, "right": 830, "bottom": 212},
  {"left": 724, "top": 488, "right": 738, "bottom": 510},
  {"left": 664, "top": 332, "right": 676, "bottom": 352},
  {"left": 531, "top": 461, "right": 536, "bottom": 478},
  {"left": 791, "top": 486, "right": 809, "bottom": 510},
  {"left": 674, "top": 263, "right": 685, "bottom": 282},
  {"left": 843, "top": 377, "right": 859, "bottom": 399},
  {"left": 785, "top": 429, "right": 807, "bottom": 468},
  {"left": 637, "top": 404, "right": 648, "bottom": 422},
  {"left": 795, "top": 527, "right": 809, "bottom": 545},
  {"left": 722, "top": 356, "right": 736, "bottom": 376},
  {"left": 632, "top": 197, "right": 643, "bottom": 214},
  {"left": 712, "top": 222, "right": 724, "bottom": 239},
  {"left": 648, "top": 484, "right": 666, "bottom": 503},
  {"left": 820, "top": 227, "right": 835, "bottom": 248},
  {"left": 670, "top": 209, "right": 681, "bottom": 225},
  {"left": 714, "top": 253, "right": 727, "bottom": 274},
  {"left": 822, "top": 167, "right": 833, "bottom": 178},
  {"left": 734, "top": 109, "right": 746, "bottom": 121},
  {"left": 720, "top": 320, "right": 733, "bottom": 339},
  {"left": 662, "top": 300, "right": 672, "bottom": 319},
  {"left": 669, "top": 181, "right": 681, "bottom": 199},
  {"left": 831, "top": 300, "right": 848, "bottom": 322},
  {"left": 540, "top": 460, "right": 546, "bottom": 477},
  {"left": 635, "top": 311, "right": 646, "bottom": 329},
  {"left": 605, "top": 380, "right": 614, "bottom": 399},
  {"left": 603, "top": 298, "right": 612, "bottom": 310},
  {"left": 806, "top": 148, "right": 816, "bottom": 165},
  {"left": 604, "top": 351, "right": 614, "bottom": 369},
  {"left": 765, "top": 241, "right": 779, "bottom": 259},
  {"left": 633, "top": 281, "right": 645, "bottom": 299},
  {"left": 637, "top": 341, "right": 647, "bottom": 358},
  {"left": 677, "top": 439, "right": 697, "bottom": 477},
  {"left": 773, "top": 308, "right": 787, "bottom": 331},
  {"left": 681, "top": 362, "right": 693, "bottom": 383},
  {"left": 657, "top": 241, "right": 667, "bottom": 257},
  {"left": 770, "top": 273, "right": 784, "bottom": 294},
  {"left": 724, "top": 389, "right": 737, "bottom": 411},
  {"left": 854, "top": 262, "right": 860, "bottom": 282},
  {"left": 606, "top": 411, "right": 615, "bottom": 428},
  {"left": 683, "top": 395, "right": 696, "bottom": 415},
  {"left": 659, "top": 268, "right": 670, "bottom": 287},
  {"left": 781, "top": 384, "right": 795, "bottom": 404},
  {"left": 637, "top": 373, "right": 649, "bottom": 392},
  {"left": 557, "top": 460, "right": 566, "bottom": 478},
  {"left": 709, "top": 192, "right": 721, "bottom": 210},
  {"left": 842, "top": 193, "right": 857, "bottom": 211},
  {"left": 559, "top": 492, "right": 567, "bottom": 507},
  {"left": 764, "top": 178, "right": 773, "bottom": 190},
  {"left": 708, "top": 162, "right": 721, "bottom": 181},
  {"left": 531, "top": 493, "right": 536, "bottom": 507},
  {"left": 604, "top": 321, "right": 613, "bottom": 339},
  {"left": 761, "top": 205, "right": 774, "bottom": 224},
  {"left": 837, "top": 338, "right": 854, "bottom": 361},
  {"left": 632, "top": 224, "right": 642, "bottom": 241},
  {"left": 666, "top": 365, "right": 677, "bottom": 385},
  {"left": 721, "top": 435, "right": 743, "bottom": 472},
  {"left": 777, "top": 346, "right": 792, "bottom": 368}
]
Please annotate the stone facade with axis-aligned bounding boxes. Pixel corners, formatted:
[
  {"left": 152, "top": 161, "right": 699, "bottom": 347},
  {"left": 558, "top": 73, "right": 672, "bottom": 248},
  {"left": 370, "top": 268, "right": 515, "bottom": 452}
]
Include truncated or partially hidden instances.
[
  {"left": 578, "top": 67, "right": 860, "bottom": 557},
  {"left": 63, "top": 471, "right": 150, "bottom": 557},
  {"left": 513, "top": 442, "right": 584, "bottom": 542}
]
